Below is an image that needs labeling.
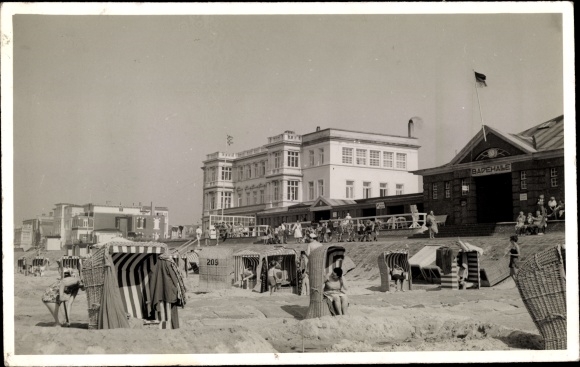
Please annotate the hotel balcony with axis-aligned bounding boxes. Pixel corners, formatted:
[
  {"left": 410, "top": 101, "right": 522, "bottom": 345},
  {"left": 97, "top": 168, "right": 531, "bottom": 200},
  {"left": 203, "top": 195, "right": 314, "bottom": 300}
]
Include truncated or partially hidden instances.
[
  {"left": 203, "top": 180, "right": 235, "bottom": 189},
  {"left": 266, "top": 167, "right": 303, "bottom": 177},
  {"left": 266, "top": 132, "right": 302, "bottom": 146},
  {"left": 204, "top": 151, "right": 238, "bottom": 162}
]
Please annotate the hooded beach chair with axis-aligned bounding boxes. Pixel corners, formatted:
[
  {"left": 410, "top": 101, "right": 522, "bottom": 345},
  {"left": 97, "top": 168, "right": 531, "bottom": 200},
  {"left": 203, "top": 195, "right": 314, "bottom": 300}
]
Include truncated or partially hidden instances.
[
  {"left": 378, "top": 250, "right": 412, "bottom": 292},
  {"left": 304, "top": 244, "right": 355, "bottom": 319}
]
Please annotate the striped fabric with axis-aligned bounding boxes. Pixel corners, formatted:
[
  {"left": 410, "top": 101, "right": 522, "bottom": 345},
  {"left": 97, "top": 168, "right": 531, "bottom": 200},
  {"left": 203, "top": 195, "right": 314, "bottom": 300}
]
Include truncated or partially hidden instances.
[
  {"left": 384, "top": 251, "right": 410, "bottom": 273},
  {"left": 466, "top": 251, "right": 480, "bottom": 288},
  {"left": 110, "top": 245, "right": 164, "bottom": 254},
  {"left": 186, "top": 252, "right": 199, "bottom": 265},
  {"left": 441, "top": 263, "right": 458, "bottom": 290},
  {"left": 112, "top": 253, "right": 158, "bottom": 320},
  {"left": 325, "top": 248, "right": 345, "bottom": 275},
  {"left": 60, "top": 256, "right": 81, "bottom": 273}
]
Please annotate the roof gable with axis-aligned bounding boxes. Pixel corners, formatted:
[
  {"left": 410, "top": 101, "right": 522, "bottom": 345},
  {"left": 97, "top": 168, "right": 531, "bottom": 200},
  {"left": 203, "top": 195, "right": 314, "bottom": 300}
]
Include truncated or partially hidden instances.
[{"left": 451, "top": 126, "right": 534, "bottom": 165}]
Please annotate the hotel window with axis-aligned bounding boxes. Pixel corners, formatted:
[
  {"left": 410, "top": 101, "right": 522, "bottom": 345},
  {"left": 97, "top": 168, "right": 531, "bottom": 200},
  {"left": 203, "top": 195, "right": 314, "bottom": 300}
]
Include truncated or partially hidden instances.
[
  {"left": 308, "top": 182, "right": 315, "bottom": 200},
  {"left": 396, "top": 153, "right": 407, "bottom": 169},
  {"left": 363, "top": 182, "right": 372, "bottom": 199},
  {"left": 346, "top": 180, "right": 354, "bottom": 199},
  {"left": 445, "top": 181, "right": 451, "bottom": 198},
  {"left": 370, "top": 150, "right": 380, "bottom": 167},
  {"left": 274, "top": 152, "right": 282, "bottom": 169},
  {"left": 288, "top": 151, "right": 299, "bottom": 167},
  {"left": 461, "top": 179, "right": 469, "bottom": 195},
  {"left": 254, "top": 163, "right": 259, "bottom": 178},
  {"left": 520, "top": 171, "right": 527, "bottom": 190},
  {"left": 383, "top": 152, "right": 393, "bottom": 168},
  {"left": 245, "top": 165, "right": 252, "bottom": 179},
  {"left": 237, "top": 196, "right": 242, "bottom": 207},
  {"left": 309, "top": 150, "right": 315, "bottom": 166},
  {"left": 237, "top": 167, "right": 243, "bottom": 181},
  {"left": 221, "top": 192, "right": 232, "bottom": 208},
  {"left": 380, "top": 183, "right": 388, "bottom": 196},
  {"left": 83, "top": 219, "right": 88, "bottom": 227},
  {"left": 260, "top": 161, "right": 266, "bottom": 176},
  {"left": 432, "top": 183, "right": 438, "bottom": 199},
  {"left": 259, "top": 190, "right": 265, "bottom": 204},
  {"left": 153, "top": 218, "right": 160, "bottom": 230},
  {"left": 318, "top": 179, "right": 325, "bottom": 197},
  {"left": 221, "top": 166, "right": 232, "bottom": 181},
  {"left": 342, "top": 147, "right": 353, "bottom": 164},
  {"left": 396, "top": 184, "right": 404, "bottom": 195},
  {"left": 319, "top": 148, "right": 325, "bottom": 165},
  {"left": 246, "top": 192, "right": 251, "bottom": 206},
  {"left": 273, "top": 181, "right": 280, "bottom": 201},
  {"left": 288, "top": 180, "right": 299, "bottom": 201},
  {"left": 550, "top": 168, "right": 558, "bottom": 187},
  {"left": 211, "top": 167, "right": 217, "bottom": 181},
  {"left": 253, "top": 191, "right": 258, "bottom": 205},
  {"left": 356, "top": 149, "right": 367, "bottom": 165}
]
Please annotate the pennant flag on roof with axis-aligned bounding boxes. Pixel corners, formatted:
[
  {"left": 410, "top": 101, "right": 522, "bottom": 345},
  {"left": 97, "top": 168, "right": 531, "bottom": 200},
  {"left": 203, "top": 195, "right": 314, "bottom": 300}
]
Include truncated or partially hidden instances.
[{"left": 474, "top": 71, "right": 487, "bottom": 87}]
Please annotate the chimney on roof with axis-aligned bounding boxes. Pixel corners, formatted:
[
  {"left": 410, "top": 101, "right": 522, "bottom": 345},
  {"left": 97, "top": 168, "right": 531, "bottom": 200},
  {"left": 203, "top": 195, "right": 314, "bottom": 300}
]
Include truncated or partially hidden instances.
[
  {"left": 316, "top": 126, "right": 320, "bottom": 132},
  {"left": 408, "top": 119, "right": 415, "bottom": 138},
  {"left": 532, "top": 135, "right": 537, "bottom": 150}
]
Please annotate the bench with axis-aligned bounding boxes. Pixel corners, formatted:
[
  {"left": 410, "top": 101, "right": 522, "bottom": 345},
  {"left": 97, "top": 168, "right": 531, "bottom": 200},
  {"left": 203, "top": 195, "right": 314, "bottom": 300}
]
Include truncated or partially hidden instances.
[{"left": 434, "top": 215, "right": 448, "bottom": 226}]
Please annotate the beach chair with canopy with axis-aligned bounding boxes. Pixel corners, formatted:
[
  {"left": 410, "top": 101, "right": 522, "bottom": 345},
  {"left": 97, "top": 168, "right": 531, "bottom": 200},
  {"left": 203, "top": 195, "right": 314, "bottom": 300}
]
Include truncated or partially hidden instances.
[
  {"left": 378, "top": 250, "right": 412, "bottom": 292},
  {"left": 32, "top": 256, "right": 50, "bottom": 277},
  {"left": 198, "top": 247, "right": 234, "bottom": 291},
  {"left": 82, "top": 241, "right": 186, "bottom": 330},
  {"left": 304, "top": 244, "right": 356, "bottom": 319},
  {"left": 234, "top": 247, "right": 300, "bottom": 293},
  {"left": 60, "top": 256, "right": 82, "bottom": 278}
]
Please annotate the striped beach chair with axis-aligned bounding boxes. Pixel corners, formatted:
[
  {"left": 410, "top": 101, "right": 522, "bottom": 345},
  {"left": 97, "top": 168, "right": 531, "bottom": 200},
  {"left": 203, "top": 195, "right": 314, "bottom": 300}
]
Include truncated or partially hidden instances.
[
  {"left": 378, "top": 250, "right": 412, "bottom": 292},
  {"left": 60, "top": 256, "right": 81, "bottom": 278},
  {"left": 83, "top": 241, "right": 183, "bottom": 330}
]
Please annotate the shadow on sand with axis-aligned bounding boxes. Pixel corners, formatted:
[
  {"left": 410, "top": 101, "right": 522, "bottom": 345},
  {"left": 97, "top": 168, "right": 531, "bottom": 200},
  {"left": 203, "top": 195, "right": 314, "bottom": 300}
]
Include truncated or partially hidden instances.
[
  {"left": 36, "top": 321, "right": 88, "bottom": 329},
  {"left": 497, "top": 330, "right": 544, "bottom": 350},
  {"left": 280, "top": 305, "right": 308, "bottom": 320}
]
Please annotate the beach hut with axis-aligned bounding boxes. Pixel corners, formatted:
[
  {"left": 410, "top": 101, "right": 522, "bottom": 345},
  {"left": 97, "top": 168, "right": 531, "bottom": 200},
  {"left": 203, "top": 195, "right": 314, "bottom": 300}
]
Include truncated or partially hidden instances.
[
  {"left": 378, "top": 250, "right": 412, "bottom": 292},
  {"left": 304, "top": 244, "right": 355, "bottom": 319},
  {"left": 233, "top": 247, "right": 300, "bottom": 293},
  {"left": 198, "top": 247, "right": 234, "bottom": 290},
  {"left": 82, "top": 241, "right": 186, "bottom": 330},
  {"left": 515, "top": 244, "right": 566, "bottom": 350}
]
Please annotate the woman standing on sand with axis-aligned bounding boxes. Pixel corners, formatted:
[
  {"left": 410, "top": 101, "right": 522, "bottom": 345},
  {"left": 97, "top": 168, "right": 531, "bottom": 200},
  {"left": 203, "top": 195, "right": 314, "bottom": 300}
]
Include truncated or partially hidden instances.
[
  {"left": 293, "top": 220, "right": 303, "bottom": 244},
  {"left": 504, "top": 235, "right": 521, "bottom": 281},
  {"left": 41, "top": 268, "right": 85, "bottom": 327}
]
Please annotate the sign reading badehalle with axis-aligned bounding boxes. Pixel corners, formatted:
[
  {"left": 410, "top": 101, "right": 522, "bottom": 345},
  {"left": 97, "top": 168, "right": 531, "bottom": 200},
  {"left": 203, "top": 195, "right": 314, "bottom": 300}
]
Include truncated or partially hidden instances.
[{"left": 471, "top": 163, "right": 512, "bottom": 177}]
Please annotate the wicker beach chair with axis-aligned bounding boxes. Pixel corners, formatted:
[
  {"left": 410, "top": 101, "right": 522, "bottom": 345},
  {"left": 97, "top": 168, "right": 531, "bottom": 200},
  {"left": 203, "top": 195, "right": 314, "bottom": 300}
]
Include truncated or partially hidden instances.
[
  {"left": 198, "top": 247, "right": 234, "bottom": 290},
  {"left": 515, "top": 244, "right": 566, "bottom": 350},
  {"left": 304, "top": 244, "right": 350, "bottom": 319},
  {"left": 378, "top": 250, "right": 412, "bottom": 292}
]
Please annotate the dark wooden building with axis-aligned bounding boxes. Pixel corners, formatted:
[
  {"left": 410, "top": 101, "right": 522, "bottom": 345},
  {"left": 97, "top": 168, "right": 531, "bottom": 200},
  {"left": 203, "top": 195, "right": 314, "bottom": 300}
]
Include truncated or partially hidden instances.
[{"left": 413, "top": 115, "right": 565, "bottom": 225}]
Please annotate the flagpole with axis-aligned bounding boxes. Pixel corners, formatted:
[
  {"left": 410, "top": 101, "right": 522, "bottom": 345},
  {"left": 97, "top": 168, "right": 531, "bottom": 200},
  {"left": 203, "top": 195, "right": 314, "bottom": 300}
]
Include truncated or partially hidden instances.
[{"left": 473, "top": 69, "right": 487, "bottom": 142}]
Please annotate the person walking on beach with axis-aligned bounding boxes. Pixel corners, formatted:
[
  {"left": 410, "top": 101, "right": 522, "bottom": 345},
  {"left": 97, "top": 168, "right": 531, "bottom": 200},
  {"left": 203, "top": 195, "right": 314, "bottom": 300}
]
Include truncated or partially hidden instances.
[
  {"left": 41, "top": 268, "right": 85, "bottom": 327},
  {"left": 504, "top": 235, "right": 521, "bottom": 282},
  {"left": 267, "top": 260, "right": 281, "bottom": 295}
]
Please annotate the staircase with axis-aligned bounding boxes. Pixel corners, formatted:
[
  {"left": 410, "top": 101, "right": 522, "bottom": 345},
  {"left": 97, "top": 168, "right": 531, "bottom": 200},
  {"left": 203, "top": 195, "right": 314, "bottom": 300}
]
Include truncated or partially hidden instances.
[{"left": 410, "top": 223, "right": 499, "bottom": 239}]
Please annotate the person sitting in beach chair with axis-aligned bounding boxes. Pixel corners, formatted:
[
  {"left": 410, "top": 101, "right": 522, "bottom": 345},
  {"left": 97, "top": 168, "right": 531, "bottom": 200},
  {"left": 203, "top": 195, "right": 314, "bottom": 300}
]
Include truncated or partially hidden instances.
[
  {"left": 240, "top": 266, "right": 256, "bottom": 289},
  {"left": 323, "top": 268, "right": 348, "bottom": 315},
  {"left": 390, "top": 264, "right": 407, "bottom": 292}
]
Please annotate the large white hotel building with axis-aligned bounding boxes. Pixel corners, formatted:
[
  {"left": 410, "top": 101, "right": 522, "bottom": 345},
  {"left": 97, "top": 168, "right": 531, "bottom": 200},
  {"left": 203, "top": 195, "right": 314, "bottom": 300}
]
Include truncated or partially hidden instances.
[{"left": 201, "top": 123, "right": 421, "bottom": 230}]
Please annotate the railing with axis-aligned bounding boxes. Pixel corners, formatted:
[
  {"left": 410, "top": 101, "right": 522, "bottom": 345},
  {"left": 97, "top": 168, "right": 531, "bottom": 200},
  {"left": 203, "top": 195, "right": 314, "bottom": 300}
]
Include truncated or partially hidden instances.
[
  {"left": 206, "top": 152, "right": 237, "bottom": 160},
  {"left": 309, "top": 213, "right": 427, "bottom": 230},
  {"left": 237, "top": 146, "right": 268, "bottom": 158},
  {"left": 267, "top": 133, "right": 302, "bottom": 144}
]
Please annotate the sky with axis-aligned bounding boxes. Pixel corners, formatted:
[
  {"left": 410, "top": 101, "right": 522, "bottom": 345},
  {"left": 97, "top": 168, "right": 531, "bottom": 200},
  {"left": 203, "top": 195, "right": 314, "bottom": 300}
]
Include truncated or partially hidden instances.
[{"left": 5, "top": 5, "right": 569, "bottom": 227}]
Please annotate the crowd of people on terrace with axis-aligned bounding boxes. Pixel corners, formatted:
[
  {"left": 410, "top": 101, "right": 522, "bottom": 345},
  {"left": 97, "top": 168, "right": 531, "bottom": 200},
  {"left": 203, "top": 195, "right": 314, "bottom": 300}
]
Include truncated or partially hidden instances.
[
  {"left": 514, "top": 195, "right": 565, "bottom": 236},
  {"left": 257, "top": 215, "right": 384, "bottom": 245}
]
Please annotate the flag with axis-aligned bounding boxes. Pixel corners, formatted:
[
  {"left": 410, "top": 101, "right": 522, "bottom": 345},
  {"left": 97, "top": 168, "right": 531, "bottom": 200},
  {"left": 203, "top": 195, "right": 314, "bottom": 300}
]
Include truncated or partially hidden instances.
[
  {"left": 474, "top": 71, "right": 487, "bottom": 87},
  {"left": 226, "top": 135, "right": 233, "bottom": 146}
]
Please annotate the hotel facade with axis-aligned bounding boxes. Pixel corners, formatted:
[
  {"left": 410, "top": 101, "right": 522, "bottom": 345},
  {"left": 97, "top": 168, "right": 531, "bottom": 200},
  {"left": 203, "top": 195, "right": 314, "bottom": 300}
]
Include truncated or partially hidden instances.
[{"left": 201, "top": 124, "right": 421, "bottom": 230}]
